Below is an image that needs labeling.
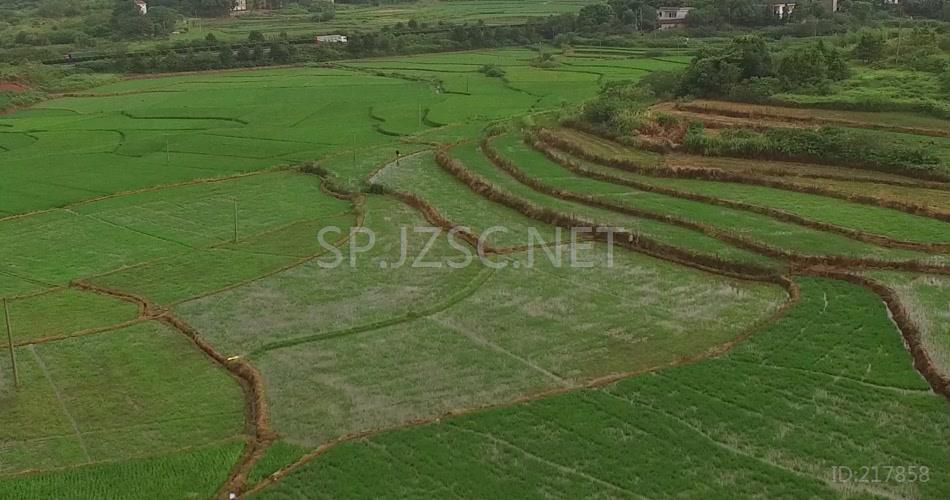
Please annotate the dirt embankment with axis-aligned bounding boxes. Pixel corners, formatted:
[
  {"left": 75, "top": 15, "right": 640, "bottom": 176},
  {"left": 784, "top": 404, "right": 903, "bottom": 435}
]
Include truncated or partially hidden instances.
[
  {"left": 529, "top": 133, "right": 950, "bottom": 255},
  {"left": 540, "top": 128, "right": 950, "bottom": 223},
  {"left": 0, "top": 81, "right": 28, "bottom": 93},
  {"left": 800, "top": 269, "right": 950, "bottom": 401},
  {"left": 69, "top": 279, "right": 274, "bottom": 498},
  {"left": 652, "top": 100, "right": 950, "bottom": 139}
]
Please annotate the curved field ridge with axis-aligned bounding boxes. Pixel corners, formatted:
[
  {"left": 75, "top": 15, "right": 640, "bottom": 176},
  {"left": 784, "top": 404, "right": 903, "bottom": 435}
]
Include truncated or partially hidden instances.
[
  {"left": 663, "top": 99, "right": 950, "bottom": 139},
  {"left": 437, "top": 148, "right": 783, "bottom": 281},
  {"left": 486, "top": 135, "right": 950, "bottom": 274},
  {"left": 532, "top": 131, "right": 950, "bottom": 253},
  {"left": 249, "top": 278, "right": 950, "bottom": 499},
  {"left": 547, "top": 127, "right": 950, "bottom": 223}
]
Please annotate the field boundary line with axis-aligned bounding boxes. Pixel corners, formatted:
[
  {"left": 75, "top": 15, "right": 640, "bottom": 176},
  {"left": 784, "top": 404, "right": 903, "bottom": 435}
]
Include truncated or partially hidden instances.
[
  {"left": 68, "top": 279, "right": 276, "bottom": 498},
  {"left": 665, "top": 100, "right": 950, "bottom": 139},
  {"left": 720, "top": 358, "right": 934, "bottom": 396},
  {"left": 478, "top": 136, "right": 950, "bottom": 277},
  {"left": 63, "top": 209, "right": 196, "bottom": 250},
  {"left": 513, "top": 135, "right": 950, "bottom": 271},
  {"left": 0, "top": 168, "right": 288, "bottom": 225},
  {"left": 427, "top": 315, "right": 570, "bottom": 387},
  {"left": 244, "top": 278, "right": 800, "bottom": 496},
  {"left": 13, "top": 319, "right": 147, "bottom": 348},
  {"left": 28, "top": 345, "right": 93, "bottom": 463},
  {"left": 546, "top": 127, "right": 950, "bottom": 223},
  {"left": 437, "top": 147, "right": 789, "bottom": 284},
  {"left": 531, "top": 131, "right": 950, "bottom": 253},
  {"left": 0, "top": 436, "right": 246, "bottom": 480},
  {"left": 451, "top": 423, "right": 649, "bottom": 499},
  {"left": 250, "top": 266, "right": 496, "bottom": 355},
  {"left": 663, "top": 152, "right": 950, "bottom": 191},
  {"left": 386, "top": 190, "right": 537, "bottom": 256},
  {"left": 366, "top": 149, "right": 430, "bottom": 185},
  {"left": 601, "top": 389, "right": 905, "bottom": 500},
  {"left": 800, "top": 269, "right": 950, "bottom": 401},
  {"left": 169, "top": 211, "right": 361, "bottom": 308}
]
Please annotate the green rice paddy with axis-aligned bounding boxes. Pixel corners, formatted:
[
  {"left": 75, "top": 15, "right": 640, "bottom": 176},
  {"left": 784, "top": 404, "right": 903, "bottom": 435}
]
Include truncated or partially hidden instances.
[{"left": 1, "top": 42, "right": 948, "bottom": 499}]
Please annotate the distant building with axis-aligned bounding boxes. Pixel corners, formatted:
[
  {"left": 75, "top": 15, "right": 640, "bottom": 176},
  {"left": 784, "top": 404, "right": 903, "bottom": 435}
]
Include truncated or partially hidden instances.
[
  {"left": 315, "top": 34, "right": 348, "bottom": 44},
  {"left": 657, "top": 7, "right": 692, "bottom": 29},
  {"left": 232, "top": 0, "right": 248, "bottom": 12},
  {"left": 133, "top": 0, "right": 147, "bottom": 15},
  {"left": 771, "top": 2, "right": 796, "bottom": 19},
  {"left": 882, "top": 0, "right": 900, "bottom": 4}
]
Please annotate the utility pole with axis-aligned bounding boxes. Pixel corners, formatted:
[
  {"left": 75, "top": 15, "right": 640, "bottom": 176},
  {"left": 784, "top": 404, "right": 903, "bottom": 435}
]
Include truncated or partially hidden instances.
[
  {"left": 3, "top": 298, "right": 19, "bottom": 390},
  {"left": 895, "top": 12, "right": 904, "bottom": 59},
  {"left": 232, "top": 199, "right": 238, "bottom": 243}
]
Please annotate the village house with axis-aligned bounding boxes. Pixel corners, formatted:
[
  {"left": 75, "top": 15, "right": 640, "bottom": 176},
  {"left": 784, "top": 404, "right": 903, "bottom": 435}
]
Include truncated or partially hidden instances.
[
  {"left": 657, "top": 6, "right": 692, "bottom": 29},
  {"left": 315, "top": 34, "right": 348, "bottom": 44},
  {"left": 771, "top": 2, "right": 796, "bottom": 19},
  {"left": 232, "top": 0, "right": 248, "bottom": 13},
  {"left": 133, "top": 0, "right": 147, "bottom": 15}
]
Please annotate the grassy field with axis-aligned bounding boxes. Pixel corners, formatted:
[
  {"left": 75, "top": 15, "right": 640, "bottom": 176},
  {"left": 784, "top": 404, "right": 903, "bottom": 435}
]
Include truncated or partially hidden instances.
[
  {"left": 2, "top": 43, "right": 949, "bottom": 499},
  {"left": 449, "top": 142, "right": 783, "bottom": 271},
  {"left": 0, "top": 321, "right": 245, "bottom": 475},
  {"left": 142, "top": 0, "right": 593, "bottom": 44},
  {"left": 543, "top": 129, "right": 950, "bottom": 247},
  {"left": 251, "top": 279, "right": 950, "bottom": 499},
  {"left": 175, "top": 195, "right": 784, "bottom": 448},
  {"left": 870, "top": 272, "right": 950, "bottom": 379},
  {"left": 0, "top": 442, "right": 243, "bottom": 499},
  {"left": 492, "top": 134, "right": 940, "bottom": 262}
]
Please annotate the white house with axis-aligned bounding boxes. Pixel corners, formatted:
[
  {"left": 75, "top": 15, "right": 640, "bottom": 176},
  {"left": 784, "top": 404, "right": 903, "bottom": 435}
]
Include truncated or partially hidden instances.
[
  {"left": 657, "top": 7, "right": 692, "bottom": 29},
  {"left": 232, "top": 0, "right": 248, "bottom": 12},
  {"left": 133, "top": 0, "right": 147, "bottom": 15},
  {"left": 315, "top": 34, "right": 348, "bottom": 44},
  {"left": 772, "top": 2, "right": 796, "bottom": 19}
]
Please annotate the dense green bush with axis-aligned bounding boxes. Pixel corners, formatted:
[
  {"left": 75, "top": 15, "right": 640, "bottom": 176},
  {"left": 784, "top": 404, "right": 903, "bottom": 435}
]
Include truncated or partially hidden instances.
[
  {"left": 581, "top": 81, "right": 653, "bottom": 135},
  {"left": 478, "top": 64, "right": 506, "bottom": 78},
  {"left": 940, "top": 67, "right": 950, "bottom": 94},
  {"left": 684, "top": 124, "right": 943, "bottom": 179}
]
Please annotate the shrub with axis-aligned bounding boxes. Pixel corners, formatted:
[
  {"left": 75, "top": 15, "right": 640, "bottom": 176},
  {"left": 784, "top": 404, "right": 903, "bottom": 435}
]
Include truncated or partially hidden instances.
[
  {"left": 637, "top": 70, "right": 682, "bottom": 99},
  {"left": 940, "top": 67, "right": 950, "bottom": 95},
  {"left": 685, "top": 125, "right": 942, "bottom": 179},
  {"left": 478, "top": 64, "right": 506, "bottom": 78}
]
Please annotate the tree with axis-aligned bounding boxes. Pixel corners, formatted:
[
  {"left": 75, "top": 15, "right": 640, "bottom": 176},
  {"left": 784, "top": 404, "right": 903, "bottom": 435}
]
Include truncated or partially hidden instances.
[
  {"left": 219, "top": 43, "right": 234, "bottom": 66},
  {"left": 111, "top": 0, "right": 154, "bottom": 39},
  {"left": 844, "top": 1, "right": 875, "bottom": 23},
  {"left": 148, "top": 6, "right": 181, "bottom": 37},
  {"left": 732, "top": 35, "right": 771, "bottom": 79},
  {"left": 677, "top": 35, "right": 771, "bottom": 96},
  {"left": 776, "top": 41, "right": 849, "bottom": 89},
  {"left": 577, "top": 4, "right": 615, "bottom": 27},
  {"left": 852, "top": 30, "right": 884, "bottom": 64},
  {"left": 939, "top": 67, "right": 950, "bottom": 95},
  {"left": 183, "top": 0, "right": 235, "bottom": 17},
  {"left": 679, "top": 57, "right": 742, "bottom": 97},
  {"left": 607, "top": 0, "right": 659, "bottom": 31}
]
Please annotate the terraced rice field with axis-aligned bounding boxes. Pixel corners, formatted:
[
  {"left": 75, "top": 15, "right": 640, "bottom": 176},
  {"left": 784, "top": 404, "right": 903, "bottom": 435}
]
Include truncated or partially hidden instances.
[{"left": 1, "top": 46, "right": 948, "bottom": 499}]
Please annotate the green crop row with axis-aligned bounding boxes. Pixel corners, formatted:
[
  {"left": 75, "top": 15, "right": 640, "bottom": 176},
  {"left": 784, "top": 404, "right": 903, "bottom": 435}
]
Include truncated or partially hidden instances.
[{"left": 251, "top": 278, "right": 950, "bottom": 499}]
